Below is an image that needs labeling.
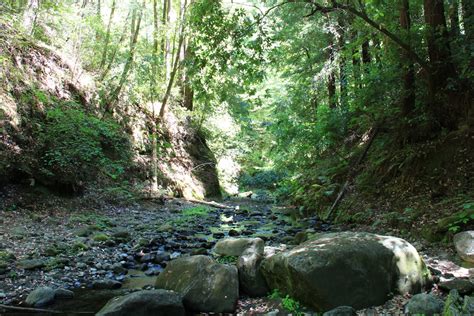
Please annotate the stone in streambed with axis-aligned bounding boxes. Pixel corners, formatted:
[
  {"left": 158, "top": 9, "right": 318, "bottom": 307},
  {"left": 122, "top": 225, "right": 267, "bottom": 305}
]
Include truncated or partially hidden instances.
[
  {"left": 214, "top": 237, "right": 264, "bottom": 257},
  {"left": 25, "top": 287, "right": 55, "bottom": 307},
  {"left": 439, "top": 278, "right": 474, "bottom": 295},
  {"left": 454, "top": 231, "right": 474, "bottom": 263},
  {"left": 54, "top": 288, "right": 74, "bottom": 299},
  {"left": 96, "top": 289, "right": 185, "bottom": 316},
  {"left": 18, "top": 258, "right": 47, "bottom": 270},
  {"left": 404, "top": 293, "right": 444, "bottom": 315},
  {"left": 237, "top": 242, "right": 269, "bottom": 297},
  {"left": 92, "top": 279, "right": 122, "bottom": 290},
  {"left": 155, "top": 255, "right": 238, "bottom": 313},
  {"left": 323, "top": 306, "right": 357, "bottom": 316}
]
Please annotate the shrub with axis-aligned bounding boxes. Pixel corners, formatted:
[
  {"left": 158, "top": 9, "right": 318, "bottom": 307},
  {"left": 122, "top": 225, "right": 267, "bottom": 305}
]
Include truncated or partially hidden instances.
[
  {"left": 239, "top": 170, "right": 285, "bottom": 190},
  {"left": 34, "top": 104, "right": 131, "bottom": 188}
]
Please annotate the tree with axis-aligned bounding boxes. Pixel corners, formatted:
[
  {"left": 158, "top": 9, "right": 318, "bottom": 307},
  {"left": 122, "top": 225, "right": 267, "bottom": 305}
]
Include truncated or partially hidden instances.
[
  {"left": 399, "top": 0, "right": 415, "bottom": 118},
  {"left": 104, "top": 0, "right": 144, "bottom": 114}
]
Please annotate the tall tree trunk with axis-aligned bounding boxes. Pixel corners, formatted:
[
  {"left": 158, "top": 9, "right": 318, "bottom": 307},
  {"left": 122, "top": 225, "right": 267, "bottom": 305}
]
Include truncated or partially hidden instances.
[
  {"left": 424, "top": 0, "right": 458, "bottom": 128},
  {"left": 162, "top": 0, "right": 172, "bottom": 81},
  {"left": 351, "top": 31, "right": 360, "bottom": 88},
  {"left": 100, "top": 11, "right": 131, "bottom": 81},
  {"left": 461, "top": 0, "right": 473, "bottom": 41},
  {"left": 400, "top": 0, "right": 415, "bottom": 117},
  {"left": 159, "top": 0, "right": 187, "bottom": 118},
  {"left": 183, "top": 42, "right": 194, "bottom": 111},
  {"left": 97, "top": 0, "right": 101, "bottom": 17},
  {"left": 361, "top": 40, "right": 371, "bottom": 65},
  {"left": 104, "top": 1, "right": 143, "bottom": 114},
  {"left": 448, "top": 0, "right": 460, "bottom": 37},
  {"left": 338, "top": 15, "right": 347, "bottom": 106},
  {"left": 23, "top": 0, "right": 39, "bottom": 35},
  {"left": 327, "top": 36, "right": 336, "bottom": 108},
  {"left": 99, "top": 0, "right": 116, "bottom": 69},
  {"left": 150, "top": 0, "right": 160, "bottom": 193}
]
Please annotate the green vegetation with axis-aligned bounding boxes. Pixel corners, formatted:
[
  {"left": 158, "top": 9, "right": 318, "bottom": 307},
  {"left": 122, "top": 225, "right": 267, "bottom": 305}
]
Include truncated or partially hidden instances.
[
  {"left": 215, "top": 255, "right": 238, "bottom": 265},
  {"left": 269, "top": 289, "right": 303, "bottom": 316},
  {"left": 35, "top": 105, "right": 131, "bottom": 185},
  {"left": 70, "top": 214, "right": 114, "bottom": 230},
  {"left": 92, "top": 233, "right": 110, "bottom": 242},
  {"left": 0, "top": 0, "right": 473, "bottom": 240},
  {"left": 182, "top": 206, "right": 210, "bottom": 217},
  {"left": 448, "top": 203, "right": 474, "bottom": 234}
]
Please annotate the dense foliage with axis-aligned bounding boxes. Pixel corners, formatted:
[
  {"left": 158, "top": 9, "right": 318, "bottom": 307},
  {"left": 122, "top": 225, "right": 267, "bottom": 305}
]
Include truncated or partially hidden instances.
[{"left": 0, "top": 0, "right": 473, "bottom": 228}]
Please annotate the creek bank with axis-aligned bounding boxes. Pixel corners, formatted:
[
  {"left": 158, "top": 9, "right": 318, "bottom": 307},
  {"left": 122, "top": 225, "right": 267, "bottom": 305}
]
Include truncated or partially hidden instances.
[
  {"left": 1, "top": 195, "right": 473, "bottom": 314},
  {"left": 0, "top": 196, "right": 324, "bottom": 311}
]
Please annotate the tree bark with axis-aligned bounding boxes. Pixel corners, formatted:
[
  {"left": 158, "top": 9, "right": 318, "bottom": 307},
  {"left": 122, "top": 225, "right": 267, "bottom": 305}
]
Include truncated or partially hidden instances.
[
  {"left": 100, "top": 11, "right": 131, "bottom": 81},
  {"left": 104, "top": 1, "right": 143, "bottom": 114},
  {"left": 327, "top": 35, "right": 336, "bottom": 108},
  {"left": 361, "top": 40, "right": 370, "bottom": 65},
  {"left": 159, "top": 0, "right": 188, "bottom": 118},
  {"left": 423, "top": 0, "right": 458, "bottom": 128},
  {"left": 338, "top": 15, "right": 347, "bottom": 106},
  {"left": 23, "top": 0, "right": 39, "bottom": 35},
  {"left": 99, "top": 0, "right": 116, "bottom": 69},
  {"left": 461, "top": 0, "right": 473, "bottom": 41},
  {"left": 400, "top": 0, "right": 415, "bottom": 117},
  {"left": 448, "top": 0, "right": 460, "bottom": 37}
]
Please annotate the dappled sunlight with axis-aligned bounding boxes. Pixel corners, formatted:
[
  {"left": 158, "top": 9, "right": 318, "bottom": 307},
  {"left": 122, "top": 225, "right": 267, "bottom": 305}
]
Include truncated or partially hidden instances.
[{"left": 378, "top": 235, "right": 427, "bottom": 294}]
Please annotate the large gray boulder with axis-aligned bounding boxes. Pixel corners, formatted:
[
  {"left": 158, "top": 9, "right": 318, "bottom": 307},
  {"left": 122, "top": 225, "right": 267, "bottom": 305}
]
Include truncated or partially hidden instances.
[
  {"left": 261, "top": 232, "right": 431, "bottom": 311},
  {"left": 96, "top": 290, "right": 185, "bottom": 316},
  {"left": 237, "top": 242, "right": 269, "bottom": 297},
  {"left": 155, "top": 255, "right": 239, "bottom": 313},
  {"left": 454, "top": 231, "right": 474, "bottom": 263},
  {"left": 25, "top": 287, "right": 55, "bottom": 307},
  {"left": 214, "top": 238, "right": 264, "bottom": 257}
]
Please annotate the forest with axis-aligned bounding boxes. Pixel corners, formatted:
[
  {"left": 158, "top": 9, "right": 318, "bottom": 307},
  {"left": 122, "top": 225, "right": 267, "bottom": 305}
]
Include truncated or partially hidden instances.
[{"left": 0, "top": 0, "right": 473, "bottom": 314}]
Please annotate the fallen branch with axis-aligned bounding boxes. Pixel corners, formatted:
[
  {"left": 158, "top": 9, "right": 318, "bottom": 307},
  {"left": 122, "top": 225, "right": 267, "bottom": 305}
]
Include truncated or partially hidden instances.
[
  {"left": 186, "top": 198, "right": 234, "bottom": 209},
  {"left": 0, "top": 304, "right": 94, "bottom": 314},
  {"left": 326, "top": 126, "right": 379, "bottom": 221}
]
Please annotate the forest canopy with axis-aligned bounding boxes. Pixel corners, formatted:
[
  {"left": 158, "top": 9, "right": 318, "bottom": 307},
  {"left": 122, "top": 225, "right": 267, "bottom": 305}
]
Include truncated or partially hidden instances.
[{"left": 0, "top": 0, "right": 473, "bottom": 220}]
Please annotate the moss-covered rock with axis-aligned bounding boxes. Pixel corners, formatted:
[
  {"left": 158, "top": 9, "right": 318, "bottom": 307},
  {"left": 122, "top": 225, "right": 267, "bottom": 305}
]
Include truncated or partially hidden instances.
[
  {"left": 261, "top": 232, "right": 431, "bottom": 312},
  {"left": 155, "top": 255, "right": 238, "bottom": 313}
]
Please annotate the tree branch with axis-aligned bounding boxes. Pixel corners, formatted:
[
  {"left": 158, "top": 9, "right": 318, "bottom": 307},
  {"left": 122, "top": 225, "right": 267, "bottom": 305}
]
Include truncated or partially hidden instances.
[{"left": 301, "top": 0, "right": 430, "bottom": 73}]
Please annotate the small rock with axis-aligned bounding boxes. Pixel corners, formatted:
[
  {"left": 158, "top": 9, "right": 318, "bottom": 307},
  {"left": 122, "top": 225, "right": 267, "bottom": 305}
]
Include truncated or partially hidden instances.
[
  {"left": 439, "top": 279, "right": 474, "bottom": 295},
  {"left": 214, "top": 238, "right": 264, "bottom": 257},
  {"left": 454, "top": 231, "right": 474, "bottom": 263},
  {"left": 212, "top": 232, "right": 225, "bottom": 238},
  {"left": 293, "top": 231, "right": 308, "bottom": 245},
  {"left": 96, "top": 289, "right": 185, "bottom": 316},
  {"left": 191, "top": 248, "right": 207, "bottom": 256},
  {"left": 463, "top": 296, "right": 474, "bottom": 314},
  {"left": 92, "top": 280, "right": 122, "bottom": 290},
  {"left": 323, "top": 306, "right": 357, "bottom": 316},
  {"left": 25, "top": 287, "right": 55, "bottom": 307},
  {"left": 54, "top": 288, "right": 74, "bottom": 299},
  {"left": 112, "top": 229, "right": 131, "bottom": 242},
  {"left": 140, "top": 253, "right": 155, "bottom": 263},
  {"left": 154, "top": 252, "right": 170, "bottom": 264},
  {"left": 17, "top": 258, "right": 47, "bottom": 270},
  {"left": 404, "top": 293, "right": 444, "bottom": 315},
  {"left": 228, "top": 229, "right": 240, "bottom": 237},
  {"left": 113, "top": 264, "right": 128, "bottom": 275}
]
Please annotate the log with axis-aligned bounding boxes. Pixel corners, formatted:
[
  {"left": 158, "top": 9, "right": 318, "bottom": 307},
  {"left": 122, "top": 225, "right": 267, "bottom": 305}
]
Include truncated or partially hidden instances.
[
  {"left": 185, "top": 198, "right": 235, "bottom": 209},
  {"left": 0, "top": 304, "right": 93, "bottom": 314},
  {"left": 326, "top": 126, "right": 379, "bottom": 220}
]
